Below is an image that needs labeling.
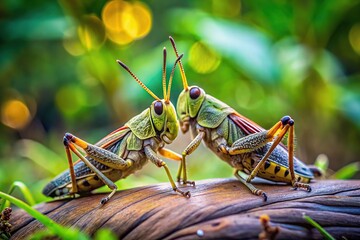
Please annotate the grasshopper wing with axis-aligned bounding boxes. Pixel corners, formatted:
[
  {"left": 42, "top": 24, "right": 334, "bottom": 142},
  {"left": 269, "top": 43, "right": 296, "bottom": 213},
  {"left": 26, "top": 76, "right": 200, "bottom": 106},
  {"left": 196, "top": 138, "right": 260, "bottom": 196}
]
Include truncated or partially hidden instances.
[
  {"left": 95, "top": 126, "right": 130, "bottom": 149},
  {"left": 229, "top": 112, "right": 264, "bottom": 135}
]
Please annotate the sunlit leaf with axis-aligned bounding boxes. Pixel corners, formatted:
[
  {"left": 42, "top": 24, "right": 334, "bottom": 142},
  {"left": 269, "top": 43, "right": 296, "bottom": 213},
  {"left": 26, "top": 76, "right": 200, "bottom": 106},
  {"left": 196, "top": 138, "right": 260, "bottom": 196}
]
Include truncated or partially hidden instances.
[{"left": 333, "top": 162, "right": 360, "bottom": 180}]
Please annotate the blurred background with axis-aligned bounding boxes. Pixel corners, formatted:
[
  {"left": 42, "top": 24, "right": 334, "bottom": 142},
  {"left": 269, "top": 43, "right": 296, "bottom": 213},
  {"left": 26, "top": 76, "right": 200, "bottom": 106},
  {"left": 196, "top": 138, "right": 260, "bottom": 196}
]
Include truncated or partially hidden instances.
[{"left": 0, "top": 0, "right": 359, "bottom": 203}]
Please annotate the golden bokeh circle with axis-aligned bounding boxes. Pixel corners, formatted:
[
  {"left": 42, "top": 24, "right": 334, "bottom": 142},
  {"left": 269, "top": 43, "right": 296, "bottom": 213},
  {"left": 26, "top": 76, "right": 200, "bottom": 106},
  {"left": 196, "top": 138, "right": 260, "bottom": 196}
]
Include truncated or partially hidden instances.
[
  {"left": 1, "top": 100, "right": 32, "bottom": 129},
  {"left": 102, "top": 0, "right": 152, "bottom": 45}
]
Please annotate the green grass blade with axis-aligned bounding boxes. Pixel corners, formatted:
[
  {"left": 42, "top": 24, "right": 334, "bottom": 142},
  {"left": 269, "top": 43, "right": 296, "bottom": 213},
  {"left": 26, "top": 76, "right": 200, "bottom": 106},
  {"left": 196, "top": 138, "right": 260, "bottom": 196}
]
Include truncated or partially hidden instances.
[
  {"left": 0, "top": 181, "right": 36, "bottom": 212},
  {"left": 303, "top": 214, "right": 335, "bottom": 240},
  {"left": 8, "top": 181, "right": 35, "bottom": 205},
  {"left": 0, "top": 191, "right": 89, "bottom": 240}
]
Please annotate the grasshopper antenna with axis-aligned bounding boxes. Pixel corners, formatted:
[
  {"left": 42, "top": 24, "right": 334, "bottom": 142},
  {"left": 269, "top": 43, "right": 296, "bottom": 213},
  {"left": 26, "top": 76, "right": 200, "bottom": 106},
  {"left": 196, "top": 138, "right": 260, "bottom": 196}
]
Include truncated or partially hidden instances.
[
  {"left": 166, "top": 53, "right": 184, "bottom": 103},
  {"left": 117, "top": 60, "right": 161, "bottom": 101},
  {"left": 169, "top": 36, "right": 188, "bottom": 91},
  {"left": 162, "top": 47, "right": 167, "bottom": 101}
]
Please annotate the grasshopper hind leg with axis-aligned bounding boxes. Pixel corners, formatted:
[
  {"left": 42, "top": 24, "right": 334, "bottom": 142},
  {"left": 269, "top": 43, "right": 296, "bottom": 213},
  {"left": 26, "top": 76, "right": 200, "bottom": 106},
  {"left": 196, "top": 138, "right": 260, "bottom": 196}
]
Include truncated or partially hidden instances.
[
  {"left": 242, "top": 116, "right": 311, "bottom": 192},
  {"left": 234, "top": 170, "right": 267, "bottom": 201},
  {"left": 63, "top": 133, "right": 120, "bottom": 205}
]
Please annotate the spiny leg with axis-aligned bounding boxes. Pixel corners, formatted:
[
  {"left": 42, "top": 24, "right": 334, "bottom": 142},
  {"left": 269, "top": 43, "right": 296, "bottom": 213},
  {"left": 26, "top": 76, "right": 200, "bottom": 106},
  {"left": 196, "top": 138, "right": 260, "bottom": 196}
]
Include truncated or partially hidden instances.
[
  {"left": 64, "top": 143, "right": 78, "bottom": 195},
  {"left": 64, "top": 139, "right": 117, "bottom": 204},
  {"left": 218, "top": 116, "right": 311, "bottom": 192},
  {"left": 65, "top": 133, "right": 132, "bottom": 170},
  {"left": 177, "top": 131, "right": 205, "bottom": 186},
  {"left": 176, "top": 160, "right": 183, "bottom": 183},
  {"left": 64, "top": 133, "right": 132, "bottom": 204},
  {"left": 218, "top": 116, "right": 292, "bottom": 181},
  {"left": 246, "top": 117, "right": 291, "bottom": 182},
  {"left": 245, "top": 116, "right": 310, "bottom": 191},
  {"left": 234, "top": 170, "right": 267, "bottom": 201},
  {"left": 145, "top": 146, "right": 191, "bottom": 198},
  {"left": 287, "top": 122, "right": 311, "bottom": 192},
  {"left": 218, "top": 130, "right": 272, "bottom": 156}
]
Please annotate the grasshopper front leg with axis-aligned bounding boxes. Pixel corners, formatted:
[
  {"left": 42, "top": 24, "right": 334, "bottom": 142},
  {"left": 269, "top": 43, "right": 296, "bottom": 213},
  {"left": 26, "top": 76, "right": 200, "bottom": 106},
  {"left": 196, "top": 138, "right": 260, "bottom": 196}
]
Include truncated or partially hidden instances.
[
  {"left": 64, "top": 133, "right": 133, "bottom": 204},
  {"left": 144, "top": 145, "right": 191, "bottom": 198},
  {"left": 177, "top": 129, "right": 205, "bottom": 186}
]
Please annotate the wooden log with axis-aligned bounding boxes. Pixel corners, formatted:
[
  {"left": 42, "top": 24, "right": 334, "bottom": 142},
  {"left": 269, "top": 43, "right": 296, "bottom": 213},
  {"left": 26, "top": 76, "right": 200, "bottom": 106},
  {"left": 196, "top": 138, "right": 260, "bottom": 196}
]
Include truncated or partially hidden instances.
[{"left": 10, "top": 179, "right": 360, "bottom": 239}]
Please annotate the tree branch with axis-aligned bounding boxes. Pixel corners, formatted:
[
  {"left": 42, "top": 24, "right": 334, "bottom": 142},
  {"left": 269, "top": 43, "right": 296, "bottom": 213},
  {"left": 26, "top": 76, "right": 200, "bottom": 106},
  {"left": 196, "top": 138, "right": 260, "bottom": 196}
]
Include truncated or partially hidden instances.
[{"left": 10, "top": 179, "right": 360, "bottom": 239}]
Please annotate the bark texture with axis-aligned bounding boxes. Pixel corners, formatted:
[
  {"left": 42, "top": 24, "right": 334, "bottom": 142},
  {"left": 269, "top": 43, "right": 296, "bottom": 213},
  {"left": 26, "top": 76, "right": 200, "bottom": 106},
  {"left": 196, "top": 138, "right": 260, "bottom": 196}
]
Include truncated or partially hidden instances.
[{"left": 10, "top": 179, "right": 360, "bottom": 239}]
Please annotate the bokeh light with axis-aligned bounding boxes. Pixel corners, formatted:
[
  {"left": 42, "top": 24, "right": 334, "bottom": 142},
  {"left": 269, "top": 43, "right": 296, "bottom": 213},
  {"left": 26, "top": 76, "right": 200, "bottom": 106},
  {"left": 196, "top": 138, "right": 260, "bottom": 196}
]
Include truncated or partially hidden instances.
[
  {"left": 131, "top": 2, "right": 152, "bottom": 38},
  {"left": 77, "top": 15, "right": 106, "bottom": 50},
  {"left": 55, "top": 85, "right": 86, "bottom": 116},
  {"left": 102, "top": 0, "right": 152, "bottom": 45},
  {"left": 1, "top": 100, "right": 32, "bottom": 130},
  {"left": 349, "top": 23, "right": 360, "bottom": 55},
  {"left": 234, "top": 81, "right": 265, "bottom": 110},
  {"left": 189, "top": 41, "right": 221, "bottom": 74},
  {"left": 63, "top": 28, "right": 86, "bottom": 56}
]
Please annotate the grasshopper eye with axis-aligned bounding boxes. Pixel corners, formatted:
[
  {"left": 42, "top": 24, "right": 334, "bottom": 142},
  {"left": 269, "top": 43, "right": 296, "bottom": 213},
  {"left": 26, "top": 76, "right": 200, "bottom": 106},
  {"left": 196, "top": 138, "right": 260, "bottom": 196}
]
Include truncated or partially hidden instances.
[
  {"left": 190, "top": 87, "right": 201, "bottom": 99},
  {"left": 154, "top": 101, "right": 163, "bottom": 115}
]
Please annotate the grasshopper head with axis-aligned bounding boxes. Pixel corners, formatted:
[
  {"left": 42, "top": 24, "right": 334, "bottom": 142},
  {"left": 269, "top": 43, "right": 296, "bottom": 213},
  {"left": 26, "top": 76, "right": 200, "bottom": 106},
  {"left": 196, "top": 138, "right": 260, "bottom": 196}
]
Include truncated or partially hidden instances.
[
  {"left": 151, "top": 99, "right": 179, "bottom": 144},
  {"left": 177, "top": 86, "right": 205, "bottom": 133},
  {"left": 118, "top": 47, "right": 182, "bottom": 144},
  {"left": 169, "top": 36, "right": 206, "bottom": 133}
]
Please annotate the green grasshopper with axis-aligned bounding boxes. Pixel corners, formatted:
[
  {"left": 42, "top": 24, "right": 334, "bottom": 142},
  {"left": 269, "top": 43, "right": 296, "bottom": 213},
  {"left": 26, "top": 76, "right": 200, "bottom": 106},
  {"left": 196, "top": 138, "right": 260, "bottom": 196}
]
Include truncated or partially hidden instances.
[
  {"left": 43, "top": 48, "right": 190, "bottom": 204},
  {"left": 169, "top": 37, "right": 319, "bottom": 201}
]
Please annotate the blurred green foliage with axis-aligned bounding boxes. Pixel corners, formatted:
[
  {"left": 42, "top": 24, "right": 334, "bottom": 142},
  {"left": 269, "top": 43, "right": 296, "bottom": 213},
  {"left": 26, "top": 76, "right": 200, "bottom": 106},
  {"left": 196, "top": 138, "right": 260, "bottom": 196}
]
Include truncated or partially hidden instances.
[{"left": 0, "top": 0, "right": 360, "bottom": 204}]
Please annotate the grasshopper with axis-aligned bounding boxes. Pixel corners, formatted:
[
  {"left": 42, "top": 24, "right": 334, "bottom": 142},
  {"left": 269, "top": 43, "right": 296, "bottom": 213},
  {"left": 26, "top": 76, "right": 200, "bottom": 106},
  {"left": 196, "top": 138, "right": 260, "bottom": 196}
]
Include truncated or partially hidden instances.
[
  {"left": 43, "top": 48, "right": 190, "bottom": 204},
  {"left": 169, "top": 37, "right": 319, "bottom": 201}
]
